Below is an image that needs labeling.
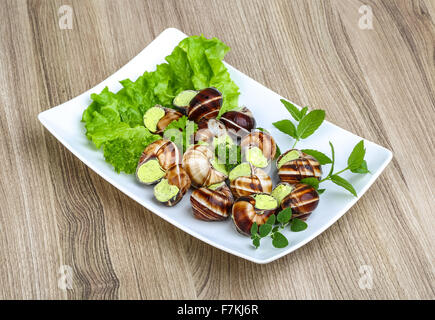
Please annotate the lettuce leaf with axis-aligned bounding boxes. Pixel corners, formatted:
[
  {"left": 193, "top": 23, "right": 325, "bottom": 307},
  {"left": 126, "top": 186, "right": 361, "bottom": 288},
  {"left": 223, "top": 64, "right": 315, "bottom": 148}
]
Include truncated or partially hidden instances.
[
  {"left": 82, "top": 35, "right": 239, "bottom": 174},
  {"left": 103, "top": 127, "right": 161, "bottom": 174}
]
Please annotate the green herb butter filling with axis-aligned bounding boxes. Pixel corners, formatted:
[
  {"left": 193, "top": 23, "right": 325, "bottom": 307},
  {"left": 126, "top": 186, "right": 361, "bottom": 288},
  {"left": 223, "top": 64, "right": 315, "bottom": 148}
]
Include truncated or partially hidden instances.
[
  {"left": 154, "top": 179, "right": 179, "bottom": 202},
  {"left": 208, "top": 182, "right": 225, "bottom": 191},
  {"left": 228, "top": 162, "right": 251, "bottom": 181},
  {"left": 143, "top": 106, "right": 166, "bottom": 132},
  {"left": 246, "top": 147, "right": 268, "bottom": 168},
  {"left": 137, "top": 159, "right": 165, "bottom": 184},
  {"left": 211, "top": 157, "right": 228, "bottom": 176},
  {"left": 271, "top": 184, "right": 293, "bottom": 205},
  {"left": 277, "top": 150, "right": 300, "bottom": 169},
  {"left": 173, "top": 90, "right": 197, "bottom": 107},
  {"left": 254, "top": 194, "right": 278, "bottom": 210}
]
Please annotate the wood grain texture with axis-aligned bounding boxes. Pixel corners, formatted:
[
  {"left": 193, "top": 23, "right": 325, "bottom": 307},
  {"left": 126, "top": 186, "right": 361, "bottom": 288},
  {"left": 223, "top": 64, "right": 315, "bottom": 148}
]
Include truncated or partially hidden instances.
[{"left": 0, "top": 0, "right": 434, "bottom": 299}]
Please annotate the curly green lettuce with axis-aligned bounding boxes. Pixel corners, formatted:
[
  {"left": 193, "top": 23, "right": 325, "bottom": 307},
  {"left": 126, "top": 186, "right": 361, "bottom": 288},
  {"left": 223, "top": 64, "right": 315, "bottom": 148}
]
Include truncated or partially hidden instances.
[{"left": 82, "top": 35, "right": 239, "bottom": 174}]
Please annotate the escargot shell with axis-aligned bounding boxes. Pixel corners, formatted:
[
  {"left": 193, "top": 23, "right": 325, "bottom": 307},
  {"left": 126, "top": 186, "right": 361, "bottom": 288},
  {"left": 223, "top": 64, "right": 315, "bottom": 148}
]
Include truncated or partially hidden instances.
[
  {"left": 182, "top": 144, "right": 227, "bottom": 188},
  {"left": 138, "top": 139, "right": 180, "bottom": 171},
  {"left": 229, "top": 165, "right": 272, "bottom": 198},
  {"left": 281, "top": 183, "right": 319, "bottom": 220},
  {"left": 136, "top": 139, "right": 181, "bottom": 185},
  {"left": 277, "top": 150, "right": 322, "bottom": 184},
  {"left": 190, "top": 184, "right": 234, "bottom": 221},
  {"left": 163, "top": 164, "right": 191, "bottom": 206},
  {"left": 220, "top": 106, "right": 256, "bottom": 138},
  {"left": 240, "top": 131, "right": 277, "bottom": 162},
  {"left": 188, "top": 87, "right": 222, "bottom": 123},
  {"left": 232, "top": 195, "right": 277, "bottom": 236},
  {"left": 155, "top": 107, "right": 183, "bottom": 134}
]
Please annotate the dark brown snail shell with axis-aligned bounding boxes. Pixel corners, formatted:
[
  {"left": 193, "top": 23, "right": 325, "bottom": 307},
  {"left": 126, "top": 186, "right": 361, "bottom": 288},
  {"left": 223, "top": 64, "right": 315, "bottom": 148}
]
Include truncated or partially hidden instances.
[
  {"left": 159, "top": 164, "right": 191, "bottom": 207},
  {"left": 136, "top": 139, "right": 180, "bottom": 185},
  {"left": 229, "top": 164, "right": 272, "bottom": 198},
  {"left": 188, "top": 87, "right": 222, "bottom": 123},
  {"left": 280, "top": 183, "right": 319, "bottom": 220},
  {"left": 220, "top": 107, "right": 256, "bottom": 138},
  {"left": 195, "top": 118, "right": 228, "bottom": 145},
  {"left": 277, "top": 149, "right": 322, "bottom": 184},
  {"left": 155, "top": 107, "right": 183, "bottom": 134},
  {"left": 240, "top": 131, "right": 277, "bottom": 164},
  {"left": 232, "top": 194, "right": 278, "bottom": 236},
  {"left": 190, "top": 183, "right": 234, "bottom": 221}
]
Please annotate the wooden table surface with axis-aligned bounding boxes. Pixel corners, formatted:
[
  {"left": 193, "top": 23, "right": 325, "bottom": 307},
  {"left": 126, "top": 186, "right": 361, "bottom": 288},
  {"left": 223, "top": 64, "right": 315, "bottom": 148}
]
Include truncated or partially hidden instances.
[{"left": 0, "top": 0, "right": 434, "bottom": 300}]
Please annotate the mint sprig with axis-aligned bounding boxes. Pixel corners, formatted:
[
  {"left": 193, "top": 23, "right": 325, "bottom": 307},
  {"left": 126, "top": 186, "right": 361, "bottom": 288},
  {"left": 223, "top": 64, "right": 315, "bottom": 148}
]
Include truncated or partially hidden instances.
[
  {"left": 300, "top": 140, "right": 370, "bottom": 197},
  {"left": 273, "top": 99, "right": 325, "bottom": 148},
  {"left": 250, "top": 207, "right": 308, "bottom": 249}
]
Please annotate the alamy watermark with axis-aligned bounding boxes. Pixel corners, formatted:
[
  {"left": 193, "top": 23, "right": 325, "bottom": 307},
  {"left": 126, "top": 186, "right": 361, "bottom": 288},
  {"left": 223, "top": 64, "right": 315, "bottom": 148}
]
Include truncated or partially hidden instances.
[
  {"left": 58, "top": 5, "right": 73, "bottom": 30},
  {"left": 58, "top": 265, "right": 73, "bottom": 290},
  {"left": 358, "top": 5, "right": 373, "bottom": 30},
  {"left": 358, "top": 264, "right": 373, "bottom": 289}
]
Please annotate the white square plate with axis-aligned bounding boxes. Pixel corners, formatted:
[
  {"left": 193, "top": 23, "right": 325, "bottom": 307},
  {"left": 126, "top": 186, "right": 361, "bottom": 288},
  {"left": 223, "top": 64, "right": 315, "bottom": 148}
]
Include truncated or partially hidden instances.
[{"left": 38, "top": 28, "right": 392, "bottom": 264}]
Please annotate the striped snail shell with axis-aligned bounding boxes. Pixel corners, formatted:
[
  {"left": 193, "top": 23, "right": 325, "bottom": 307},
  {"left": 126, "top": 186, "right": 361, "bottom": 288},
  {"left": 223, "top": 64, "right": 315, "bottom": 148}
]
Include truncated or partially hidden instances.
[
  {"left": 182, "top": 144, "right": 228, "bottom": 188},
  {"left": 220, "top": 106, "right": 256, "bottom": 138},
  {"left": 188, "top": 87, "right": 222, "bottom": 123},
  {"left": 154, "top": 164, "right": 191, "bottom": 207},
  {"left": 276, "top": 149, "right": 322, "bottom": 184},
  {"left": 143, "top": 105, "right": 183, "bottom": 134},
  {"left": 136, "top": 139, "right": 180, "bottom": 185},
  {"left": 280, "top": 183, "right": 319, "bottom": 220},
  {"left": 232, "top": 194, "right": 278, "bottom": 236},
  {"left": 229, "top": 163, "right": 272, "bottom": 198},
  {"left": 155, "top": 107, "right": 183, "bottom": 134},
  {"left": 240, "top": 131, "right": 276, "bottom": 168},
  {"left": 190, "top": 183, "right": 234, "bottom": 221}
]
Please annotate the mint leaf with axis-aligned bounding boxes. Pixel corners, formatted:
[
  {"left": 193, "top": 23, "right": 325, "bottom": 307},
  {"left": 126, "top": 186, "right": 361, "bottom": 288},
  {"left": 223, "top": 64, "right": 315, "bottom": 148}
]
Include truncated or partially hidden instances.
[
  {"left": 250, "top": 222, "right": 258, "bottom": 237},
  {"left": 300, "top": 177, "right": 320, "bottom": 190},
  {"left": 300, "top": 107, "right": 308, "bottom": 118},
  {"left": 296, "top": 110, "right": 325, "bottom": 139},
  {"left": 275, "top": 144, "right": 281, "bottom": 159},
  {"left": 301, "top": 149, "right": 332, "bottom": 165},
  {"left": 348, "top": 140, "right": 366, "bottom": 171},
  {"left": 259, "top": 224, "right": 272, "bottom": 237},
  {"left": 272, "top": 120, "right": 297, "bottom": 139},
  {"left": 266, "top": 214, "right": 276, "bottom": 225},
  {"left": 272, "top": 232, "right": 289, "bottom": 248},
  {"left": 317, "top": 189, "right": 326, "bottom": 194},
  {"left": 351, "top": 160, "right": 370, "bottom": 174},
  {"left": 280, "top": 99, "right": 301, "bottom": 121},
  {"left": 330, "top": 175, "right": 357, "bottom": 197},
  {"left": 291, "top": 218, "right": 308, "bottom": 232},
  {"left": 277, "top": 207, "right": 292, "bottom": 224}
]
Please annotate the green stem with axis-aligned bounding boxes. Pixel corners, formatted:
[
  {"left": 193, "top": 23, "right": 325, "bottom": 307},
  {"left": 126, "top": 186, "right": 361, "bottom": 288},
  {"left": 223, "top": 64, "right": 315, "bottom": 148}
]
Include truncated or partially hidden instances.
[
  {"left": 319, "top": 166, "right": 349, "bottom": 183},
  {"left": 291, "top": 139, "right": 299, "bottom": 149}
]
